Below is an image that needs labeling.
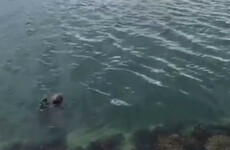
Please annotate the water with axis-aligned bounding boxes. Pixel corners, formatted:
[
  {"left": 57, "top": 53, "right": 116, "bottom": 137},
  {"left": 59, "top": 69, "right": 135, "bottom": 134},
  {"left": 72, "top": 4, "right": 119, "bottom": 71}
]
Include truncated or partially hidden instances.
[{"left": 0, "top": 0, "right": 230, "bottom": 144}]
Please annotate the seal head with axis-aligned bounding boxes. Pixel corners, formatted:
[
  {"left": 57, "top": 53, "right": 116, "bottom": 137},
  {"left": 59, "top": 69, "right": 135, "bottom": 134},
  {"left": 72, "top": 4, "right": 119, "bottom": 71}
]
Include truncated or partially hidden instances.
[
  {"left": 39, "top": 94, "right": 64, "bottom": 111},
  {"left": 51, "top": 94, "right": 64, "bottom": 107}
]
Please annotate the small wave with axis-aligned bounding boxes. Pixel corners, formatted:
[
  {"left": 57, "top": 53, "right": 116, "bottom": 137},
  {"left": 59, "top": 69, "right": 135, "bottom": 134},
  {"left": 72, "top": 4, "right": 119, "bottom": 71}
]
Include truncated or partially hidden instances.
[
  {"left": 109, "top": 56, "right": 122, "bottom": 60},
  {"left": 187, "top": 64, "right": 214, "bottom": 74},
  {"left": 50, "top": 50, "right": 74, "bottom": 54},
  {"left": 74, "top": 33, "right": 104, "bottom": 43},
  {"left": 149, "top": 56, "right": 182, "bottom": 71},
  {"left": 79, "top": 82, "right": 111, "bottom": 96},
  {"left": 130, "top": 50, "right": 144, "bottom": 58},
  {"left": 140, "top": 64, "right": 166, "bottom": 73},
  {"left": 113, "top": 43, "right": 134, "bottom": 51},
  {"left": 145, "top": 32, "right": 202, "bottom": 58},
  {"left": 88, "top": 88, "right": 111, "bottom": 97},
  {"left": 110, "top": 99, "right": 131, "bottom": 106},
  {"left": 180, "top": 73, "right": 203, "bottom": 82},
  {"left": 105, "top": 67, "right": 164, "bottom": 87},
  {"left": 202, "top": 54, "right": 230, "bottom": 62},
  {"left": 72, "top": 54, "right": 98, "bottom": 61},
  {"left": 179, "top": 89, "right": 189, "bottom": 95},
  {"left": 36, "top": 58, "right": 52, "bottom": 66}
]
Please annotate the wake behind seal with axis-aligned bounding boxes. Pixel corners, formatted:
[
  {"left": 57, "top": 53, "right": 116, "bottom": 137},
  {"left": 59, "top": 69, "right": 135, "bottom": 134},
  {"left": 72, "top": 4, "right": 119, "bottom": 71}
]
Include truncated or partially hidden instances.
[
  {"left": 38, "top": 93, "right": 65, "bottom": 130},
  {"left": 38, "top": 93, "right": 66, "bottom": 141}
]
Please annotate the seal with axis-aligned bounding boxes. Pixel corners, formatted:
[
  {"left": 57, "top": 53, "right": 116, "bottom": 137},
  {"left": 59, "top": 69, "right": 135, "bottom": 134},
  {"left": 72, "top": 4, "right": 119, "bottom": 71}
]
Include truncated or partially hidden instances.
[
  {"left": 39, "top": 94, "right": 64, "bottom": 111},
  {"left": 38, "top": 94, "right": 66, "bottom": 139}
]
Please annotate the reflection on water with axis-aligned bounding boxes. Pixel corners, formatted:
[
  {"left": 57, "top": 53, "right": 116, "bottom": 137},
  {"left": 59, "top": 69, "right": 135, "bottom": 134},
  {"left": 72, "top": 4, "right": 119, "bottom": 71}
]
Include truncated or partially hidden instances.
[{"left": 0, "top": 0, "right": 230, "bottom": 148}]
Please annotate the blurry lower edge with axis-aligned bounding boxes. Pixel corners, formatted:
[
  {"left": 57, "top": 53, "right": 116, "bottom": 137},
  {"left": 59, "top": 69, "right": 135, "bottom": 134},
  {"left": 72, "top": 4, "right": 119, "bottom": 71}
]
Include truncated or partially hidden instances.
[{"left": 2, "top": 118, "right": 230, "bottom": 150}]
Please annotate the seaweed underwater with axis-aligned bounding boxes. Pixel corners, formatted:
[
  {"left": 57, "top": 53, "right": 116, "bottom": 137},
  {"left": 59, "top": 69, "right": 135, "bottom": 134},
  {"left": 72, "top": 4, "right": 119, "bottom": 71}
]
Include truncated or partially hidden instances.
[{"left": 3, "top": 120, "right": 230, "bottom": 150}]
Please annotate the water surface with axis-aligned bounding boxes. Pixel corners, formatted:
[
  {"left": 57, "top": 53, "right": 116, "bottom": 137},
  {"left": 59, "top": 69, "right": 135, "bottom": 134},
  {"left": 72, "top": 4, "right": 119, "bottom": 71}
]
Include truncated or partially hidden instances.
[{"left": 0, "top": 0, "right": 230, "bottom": 142}]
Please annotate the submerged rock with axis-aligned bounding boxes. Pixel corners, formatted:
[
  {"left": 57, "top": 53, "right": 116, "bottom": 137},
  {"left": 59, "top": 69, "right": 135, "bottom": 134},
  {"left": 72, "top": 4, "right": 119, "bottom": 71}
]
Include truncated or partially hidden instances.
[
  {"left": 190, "top": 124, "right": 211, "bottom": 144},
  {"left": 132, "top": 129, "right": 156, "bottom": 150},
  {"left": 157, "top": 134, "right": 185, "bottom": 150},
  {"left": 87, "top": 134, "right": 124, "bottom": 150},
  {"left": 3, "top": 135, "right": 66, "bottom": 150},
  {"left": 67, "top": 128, "right": 123, "bottom": 150},
  {"left": 205, "top": 135, "right": 230, "bottom": 150}
]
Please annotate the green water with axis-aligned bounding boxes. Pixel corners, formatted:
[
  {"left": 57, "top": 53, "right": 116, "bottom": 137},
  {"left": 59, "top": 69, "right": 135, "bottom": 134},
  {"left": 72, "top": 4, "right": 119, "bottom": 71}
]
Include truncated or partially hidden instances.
[{"left": 0, "top": 0, "right": 230, "bottom": 145}]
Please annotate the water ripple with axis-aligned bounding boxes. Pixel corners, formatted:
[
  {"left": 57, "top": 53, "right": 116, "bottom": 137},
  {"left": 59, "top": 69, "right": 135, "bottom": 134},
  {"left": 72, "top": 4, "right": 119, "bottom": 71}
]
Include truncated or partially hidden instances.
[
  {"left": 104, "top": 67, "right": 164, "bottom": 87},
  {"left": 1, "top": 0, "right": 230, "bottom": 134}
]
